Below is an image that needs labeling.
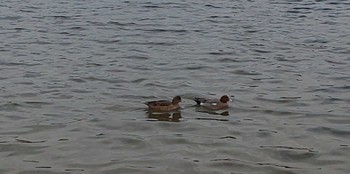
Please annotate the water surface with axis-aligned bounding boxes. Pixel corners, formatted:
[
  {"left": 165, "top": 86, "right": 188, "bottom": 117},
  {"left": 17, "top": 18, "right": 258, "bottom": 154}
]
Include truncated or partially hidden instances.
[{"left": 1, "top": 0, "right": 350, "bottom": 173}]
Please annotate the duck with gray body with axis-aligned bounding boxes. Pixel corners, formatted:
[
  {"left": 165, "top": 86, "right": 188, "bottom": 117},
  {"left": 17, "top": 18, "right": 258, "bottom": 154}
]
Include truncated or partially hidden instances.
[{"left": 193, "top": 95, "right": 231, "bottom": 110}]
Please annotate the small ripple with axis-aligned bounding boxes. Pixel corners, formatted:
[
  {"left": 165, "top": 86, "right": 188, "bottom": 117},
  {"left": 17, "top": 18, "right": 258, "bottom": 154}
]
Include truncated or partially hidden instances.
[
  {"left": 195, "top": 117, "right": 229, "bottom": 122},
  {"left": 119, "top": 55, "right": 150, "bottom": 60},
  {"left": 0, "top": 16, "right": 21, "bottom": 20},
  {"left": 0, "top": 102, "right": 21, "bottom": 111},
  {"left": 68, "top": 26, "right": 87, "bottom": 31},
  {"left": 325, "top": 59, "right": 346, "bottom": 65},
  {"left": 16, "top": 139, "right": 46, "bottom": 144},
  {"left": 207, "top": 51, "right": 235, "bottom": 56},
  {"left": 107, "top": 21, "right": 137, "bottom": 26},
  {"left": 92, "top": 39, "right": 120, "bottom": 44},
  {"left": 68, "top": 78, "right": 86, "bottom": 83},
  {"left": 232, "top": 70, "right": 262, "bottom": 76},
  {"left": 142, "top": 5, "right": 161, "bottom": 8},
  {"left": 143, "top": 28, "right": 188, "bottom": 33},
  {"left": 252, "top": 49, "right": 272, "bottom": 53},
  {"left": 307, "top": 126, "right": 350, "bottom": 138},
  {"left": 84, "top": 76, "right": 128, "bottom": 84},
  {"left": 0, "top": 143, "right": 47, "bottom": 155},
  {"left": 0, "top": 61, "right": 41, "bottom": 67},
  {"left": 23, "top": 101, "right": 53, "bottom": 108}
]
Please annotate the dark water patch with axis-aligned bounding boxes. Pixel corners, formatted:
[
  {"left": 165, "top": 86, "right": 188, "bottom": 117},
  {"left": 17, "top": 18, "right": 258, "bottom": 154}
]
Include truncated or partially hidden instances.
[
  {"left": 142, "top": 5, "right": 162, "bottom": 8},
  {"left": 0, "top": 61, "right": 41, "bottom": 67},
  {"left": 210, "top": 158, "right": 300, "bottom": 173},
  {"left": 255, "top": 97, "right": 300, "bottom": 104},
  {"left": 119, "top": 41, "right": 181, "bottom": 46},
  {"left": 129, "top": 78, "right": 148, "bottom": 83},
  {"left": 325, "top": 59, "right": 346, "bottom": 65},
  {"left": 35, "top": 166, "right": 52, "bottom": 169},
  {"left": 0, "top": 102, "right": 22, "bottom": 111},
  {"left": 68, "top": 26, "right": 87, "bottom": 31},
  {"left": 232, "top": 70, "right": 261, "bottom": 76},
  {"left": 275, "top": 56, "right": 304, "bottom": 63},
  {"left": 256, "top": 109, "right": 299, "bottom": 116},
  {"left": 260, "top": 145, "right": 316, "bottom": 153},
  {"left": 65, "top": 168, "right": 85, "bottom": 172},
  {"left": 306, "top": 86, "right": 342, "bottom": 93},
  {"left": 18, "top": 170, "right": 69, "bottom": 174},
  {"left": 219, "top": 136, "right": 236, "bottom": 140},
  {"left": 292, "top": 7, "right": 314, "bottom": 10},
  {"left": 119, "top": 55, "right": 150, "bottom": 60},
  {"left": 92, "top": 39, "right": 120, "bottom": 44},
  {"left": 23, "top": 71, "right": 43, "bottom": 78},
  {"left": 261, "top": 147, "right": 318, "bottom": 162},
  {"left": 49, "top": 15, "right": 72, "bottom": 19},
  {"left": 0, "top": 16, "right": 21, "bottom": 20},
  {"left": 209, "top": 15, "right": 231, "bottom": 19},
  {"left": 195, "top": 117, "right": 229, "bottom": 122},
  {"left": 68, "top": 78, "right": 86, "bottom": 83},
  {"left": 207, "top": 51, "right": 236, "bottom": 56},
  {"left": 23, "top": 160, "right": 40, "bottom": 163},
  {"left": 280, "top": 96, "right": 301, "bottom": 100},
  {"left": 216, "top": 57, "right": 251, "bottom": 63},
  {"left": 204, "top": 4, "right": 223, "bottom": 8},
  {"left": 194, "top": 108, "right": 230, "bottom": 116},
  {"left": 143, "top": 28, "right": 188, "bottom": 33},
  {"left": 107, "top": 21, "right": 137, "bottom": 26},
  {"left": 147, "top": 112, "right": 182, "bottom": 122},
  {"left": 259, "top": 129, "right": 278, "bottom": 134},
  {"left": 0, "top": 143, "right": 47, "bottom": 155},
  {"left": 320, "top": 97, "right": 346, "bottom": 104},
  {"left": 326, "top": 118, "right": 350, "bottom": 124},
  {"left": 84, "top": 76, "right": 128, "bottom": 84},
  {"left": 251, "top": 49, "right": 272, "bottom": 54},
  {"left": 307, "top": 126, "right": 350, "bottom": 137},
  {"left": 23, "top": 101, "right": 53, "bottom": 108}
]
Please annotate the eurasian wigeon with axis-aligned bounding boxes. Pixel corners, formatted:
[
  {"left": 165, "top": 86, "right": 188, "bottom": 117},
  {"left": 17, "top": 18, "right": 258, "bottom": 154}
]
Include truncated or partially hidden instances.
[
  {"left": 145, "top": 96, "right": 182, "bottom": 112},
  {"left": 193, "top": 95, "right": 232, "bottom": 110}
]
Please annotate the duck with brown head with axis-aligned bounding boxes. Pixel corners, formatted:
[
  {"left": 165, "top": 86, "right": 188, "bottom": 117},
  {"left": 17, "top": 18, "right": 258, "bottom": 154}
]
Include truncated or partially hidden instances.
[
  {"left": 145, "top": 96, "right": 182, "bottom": 112},
  {"left": 194, "top": 95, "right": 232, "bottom": 110}
]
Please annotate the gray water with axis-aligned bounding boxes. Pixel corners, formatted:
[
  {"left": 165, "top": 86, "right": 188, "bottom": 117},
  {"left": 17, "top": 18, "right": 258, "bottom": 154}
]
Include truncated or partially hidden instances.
[{"left": 1, "top": 0, "right": 350, "bottom": 173}]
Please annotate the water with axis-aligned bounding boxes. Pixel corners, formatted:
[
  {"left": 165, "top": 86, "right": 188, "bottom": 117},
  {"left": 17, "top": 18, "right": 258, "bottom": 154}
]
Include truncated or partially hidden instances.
[{"left": 1, "top": 0, "right": 350, "bottom": 173}]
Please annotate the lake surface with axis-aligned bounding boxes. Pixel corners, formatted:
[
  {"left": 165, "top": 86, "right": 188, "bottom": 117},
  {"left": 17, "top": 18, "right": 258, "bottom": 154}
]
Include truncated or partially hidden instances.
[{"left": 1, "top": 0, "right": 350, "bottom": 173}]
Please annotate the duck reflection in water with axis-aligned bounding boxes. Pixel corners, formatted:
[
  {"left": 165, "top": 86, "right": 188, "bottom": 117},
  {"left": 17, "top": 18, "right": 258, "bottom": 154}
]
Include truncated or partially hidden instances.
[
  {"left": 147, "top": 111, "right": 182, "bottom": 122},
  {"left": 192, "top": 95, "right": 232, "bottom": 116},
  {"left": 195, "top": 107, "right": 229, "bottom": 116}
]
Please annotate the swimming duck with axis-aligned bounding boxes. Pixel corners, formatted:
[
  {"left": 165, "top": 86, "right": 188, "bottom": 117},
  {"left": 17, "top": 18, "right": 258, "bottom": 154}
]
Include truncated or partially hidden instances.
[
  {"left": 193, "top": 95, "right": 231, "bottom": 110},
  {"left": 145, "top": 96, "right": 182, "bottom": 112}
]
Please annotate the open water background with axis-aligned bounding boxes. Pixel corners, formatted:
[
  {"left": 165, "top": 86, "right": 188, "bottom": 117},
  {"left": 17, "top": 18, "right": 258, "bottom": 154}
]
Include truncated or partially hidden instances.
[{"left": 1, "top": 0, "right": 350, "bottom": 173}]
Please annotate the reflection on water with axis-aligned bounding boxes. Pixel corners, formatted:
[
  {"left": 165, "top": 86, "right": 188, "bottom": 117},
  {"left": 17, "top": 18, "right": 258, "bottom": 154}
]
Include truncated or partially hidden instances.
[
  {"left": 147, "top": 111, "right": 182, "bottom": 122},
  {"left": 195, "top": 106, "right": 230, "bottom": 116}
]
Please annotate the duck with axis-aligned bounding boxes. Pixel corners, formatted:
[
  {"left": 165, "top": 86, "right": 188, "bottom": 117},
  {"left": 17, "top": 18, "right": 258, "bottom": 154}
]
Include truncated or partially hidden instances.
[
  {"left": 145, "top": 96, "right": 182, "bottom": 112},
  {"left": 193, "top": 95, "right": 231, "bottom": 110}
]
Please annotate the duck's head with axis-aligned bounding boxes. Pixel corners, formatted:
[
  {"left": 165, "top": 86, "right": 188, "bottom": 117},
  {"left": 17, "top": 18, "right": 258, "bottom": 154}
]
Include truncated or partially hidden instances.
[
  {"left": 220, "top": 95, "right": 232, "bottom": 103},
  {"left": 172, "top": 96, "right": 182, "bottom": 104}
]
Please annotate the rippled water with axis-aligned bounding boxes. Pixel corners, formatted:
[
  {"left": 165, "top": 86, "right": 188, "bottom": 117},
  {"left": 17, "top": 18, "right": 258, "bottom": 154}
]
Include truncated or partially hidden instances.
[{"left": 1, "top": 0, "right": 350, "bottom": 173}]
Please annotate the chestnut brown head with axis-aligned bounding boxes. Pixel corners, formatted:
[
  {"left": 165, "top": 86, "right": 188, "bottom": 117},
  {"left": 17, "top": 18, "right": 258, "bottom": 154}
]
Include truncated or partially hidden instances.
[
  {"left": 172, "top": 96, "right": 182, "bottom": 104},
  {"left": 220, "top": 95, "right": 231, "bottom": 103}
]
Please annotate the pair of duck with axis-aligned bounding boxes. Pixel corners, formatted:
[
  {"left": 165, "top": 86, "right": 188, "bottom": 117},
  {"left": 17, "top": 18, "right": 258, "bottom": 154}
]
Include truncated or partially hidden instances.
[{"left": 145, "top": 95, "right": 232, "bottom": 112}]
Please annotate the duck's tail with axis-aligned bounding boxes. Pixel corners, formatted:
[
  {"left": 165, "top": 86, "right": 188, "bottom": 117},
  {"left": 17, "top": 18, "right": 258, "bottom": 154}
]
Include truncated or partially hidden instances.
[{"left": 193, "top": 98, "right": 206, "bottom": 105}]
